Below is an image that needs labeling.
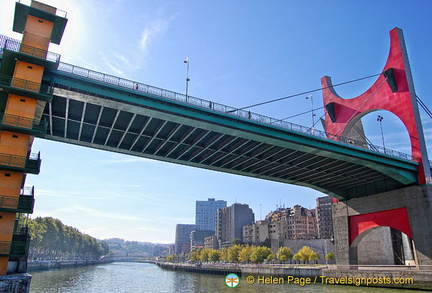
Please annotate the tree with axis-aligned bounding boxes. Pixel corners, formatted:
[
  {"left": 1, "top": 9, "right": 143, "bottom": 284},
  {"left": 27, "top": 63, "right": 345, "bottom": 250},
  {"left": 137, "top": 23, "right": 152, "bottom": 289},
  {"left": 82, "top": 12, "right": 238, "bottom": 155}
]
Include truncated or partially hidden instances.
[
  {"left": 325, "top": 252, "right": 334, "bottom": 263},
  {"left": 189, "top": 250, "right": 200, "bottom": 262},
  {"left": 200, "top": 249, "right": 210, "bottom": 262},
  {"left": 166, "top": 254, "right": 175, "bottom": 262},
  {"left": 293, "top": 253, "right": 300, "bottom": 264},
  {"left": 296, "top": 246, "right": 316, "bottom": 264},
  {"left": 208, "top": 249, "right": 220, "bottom": 262},
  {"left": 28, "top": 217, "right": 110, "bottom": 261},
  {"left": 238, "top": 245, "right": 253, "bottom": 263},
  {"left": 267, "top": 253, "right": 275, "bottom": 261},
  {"left": 220, "top": 247, "right": 228, "bottom": 262},
  {"left": 309, "top": 252, "right": 320, "bottom": 264},
  {"left": 228, "top": 245, "right": 242, "bottom": 263},
  {"left": 250, "top": 246, "right": 272, "bottom": 263},
  {"left": 276, "top": 246, "right": 293, "bottom": 263},
  {"left": 232, "top": 238, "right": 242, "bottom": 245}
]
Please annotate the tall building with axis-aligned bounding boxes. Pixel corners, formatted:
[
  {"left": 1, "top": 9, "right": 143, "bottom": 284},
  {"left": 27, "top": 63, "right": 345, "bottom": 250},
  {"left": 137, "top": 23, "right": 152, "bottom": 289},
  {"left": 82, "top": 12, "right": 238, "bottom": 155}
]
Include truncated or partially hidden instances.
[
  {"left": 190, "top": 230, "right": 214, "bottom": 250},
  {"left": 195, "top": 198, "right": 226, "bottom": 231},
  {"left": 216, "top": 203, "right": 254, "bottom": 247},
  {"left": 316, "top": 196, "right": 334, "bottom": 239},
  {"left": 0, "top": 0, "right": 67, "bottom": 277},
  {"left": 284, "top": 205, "right": 317, "bottom": 240},
  {"left": 244, "top": 205, "right": 318, "bottom": 246},
  {"left": 174, "top": 224, "right": 196, "bottom": 254}
]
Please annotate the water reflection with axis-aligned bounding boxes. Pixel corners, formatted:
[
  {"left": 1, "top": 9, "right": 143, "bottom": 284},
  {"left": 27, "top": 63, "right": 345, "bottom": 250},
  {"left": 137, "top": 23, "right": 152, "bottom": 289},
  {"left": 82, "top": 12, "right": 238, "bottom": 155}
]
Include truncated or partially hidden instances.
[{"left": 30, "top": 262, "right": 421, "bottom": 293}]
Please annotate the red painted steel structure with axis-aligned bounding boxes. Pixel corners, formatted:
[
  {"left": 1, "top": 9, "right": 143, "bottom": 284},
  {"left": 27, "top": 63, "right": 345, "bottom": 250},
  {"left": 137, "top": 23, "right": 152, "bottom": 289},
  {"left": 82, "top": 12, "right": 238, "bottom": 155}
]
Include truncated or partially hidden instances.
[
  {"left": 321, "top": 28, "right": 430, "bottom": 184},
  {"left": 349, "top": 207, "right": 412, "bottom": 245},
  {"left": 321, "top": 28, "right": 430, "bottom": 252}
]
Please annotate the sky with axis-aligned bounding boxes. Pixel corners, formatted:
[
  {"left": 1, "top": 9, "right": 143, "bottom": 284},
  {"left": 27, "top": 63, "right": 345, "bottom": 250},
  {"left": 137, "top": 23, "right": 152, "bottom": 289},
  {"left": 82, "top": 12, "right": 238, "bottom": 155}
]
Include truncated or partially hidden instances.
[{"left": 0, "top": 0, "right": 431, "bottom": 243}]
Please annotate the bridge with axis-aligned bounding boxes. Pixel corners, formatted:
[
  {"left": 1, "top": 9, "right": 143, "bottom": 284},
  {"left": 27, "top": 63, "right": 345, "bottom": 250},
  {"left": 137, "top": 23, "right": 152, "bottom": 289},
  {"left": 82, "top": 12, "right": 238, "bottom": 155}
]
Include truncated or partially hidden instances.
[
  {"left": 0, "top": 35, "right": 424, "bottom": 201},
  {"left": 0, "top": 1, "right": 432, "bottom": 290}
]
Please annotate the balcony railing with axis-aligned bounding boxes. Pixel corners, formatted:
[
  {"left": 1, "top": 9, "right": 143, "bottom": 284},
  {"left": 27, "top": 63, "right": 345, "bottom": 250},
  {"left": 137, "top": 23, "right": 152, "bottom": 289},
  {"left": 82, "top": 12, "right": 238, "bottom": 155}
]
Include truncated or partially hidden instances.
[
  {"left": 0, "top": 232, "right": 30, "bottom": 257},
  {"left": 0, "top": 195, "right": 34, "bottom": 213},
  {"left": 0, "top": 73, "right": 54, "bottom": 97},
  {"left": 18, "top": 0, "right": 68, "bottom": 18},
  {"left": 0, "top": 152, "right": 41, "bottom": 174},
  {"left": 0, "top": 112, "right": 48, "bottom": 134},
  {"left": 0, "top": 187, "right": 35, "bottom": 213},
  {"left": 2, "top": 38, "right": 60, "bottom": 64}
]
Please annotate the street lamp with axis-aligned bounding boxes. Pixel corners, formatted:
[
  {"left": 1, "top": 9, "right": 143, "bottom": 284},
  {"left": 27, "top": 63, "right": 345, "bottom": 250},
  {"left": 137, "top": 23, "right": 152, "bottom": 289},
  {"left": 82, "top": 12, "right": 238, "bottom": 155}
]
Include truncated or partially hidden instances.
[
  {"left": 184, "top": 57, "right": 190, "bottom": 100},
  {"left": 306, "top": 95, "right": 316, "bottom": 133},
  {"left": 377, "top": 115, "right": 386, "bottom": 151}
]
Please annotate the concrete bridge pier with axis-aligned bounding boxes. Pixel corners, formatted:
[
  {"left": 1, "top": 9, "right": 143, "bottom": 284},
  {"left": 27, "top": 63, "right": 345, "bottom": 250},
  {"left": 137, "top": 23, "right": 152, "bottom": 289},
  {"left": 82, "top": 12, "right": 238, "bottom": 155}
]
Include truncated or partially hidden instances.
[{"left": 333, "top": 185, "right": 432, "bottom": 266}]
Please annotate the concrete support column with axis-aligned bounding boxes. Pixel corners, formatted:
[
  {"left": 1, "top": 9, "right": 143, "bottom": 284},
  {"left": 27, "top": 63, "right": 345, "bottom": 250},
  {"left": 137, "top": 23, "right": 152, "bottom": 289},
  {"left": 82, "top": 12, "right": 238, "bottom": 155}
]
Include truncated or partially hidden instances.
[{"left": 333, "top": 185, "right": 432, "bottom": 266}]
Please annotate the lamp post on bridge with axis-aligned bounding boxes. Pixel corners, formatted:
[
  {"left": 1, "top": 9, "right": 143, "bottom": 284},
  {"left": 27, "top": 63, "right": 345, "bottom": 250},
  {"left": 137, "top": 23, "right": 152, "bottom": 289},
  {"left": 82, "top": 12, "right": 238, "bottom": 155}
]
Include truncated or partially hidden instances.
[
  {"left": 306, "top": 95, "right": 316, "bottom": 134},
  {"left": 377, "top": 115, "right": 386, "bottom": 152},
  {"left": 184, "top": 57, "right": 190, "bottom": 101}
]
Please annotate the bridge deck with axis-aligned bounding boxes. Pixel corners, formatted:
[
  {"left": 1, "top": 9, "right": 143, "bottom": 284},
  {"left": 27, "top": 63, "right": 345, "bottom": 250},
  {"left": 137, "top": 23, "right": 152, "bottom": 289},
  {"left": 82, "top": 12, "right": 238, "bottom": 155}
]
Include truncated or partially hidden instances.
[{"left": 34, "top": 62, "right": 421, "bottom": 200}]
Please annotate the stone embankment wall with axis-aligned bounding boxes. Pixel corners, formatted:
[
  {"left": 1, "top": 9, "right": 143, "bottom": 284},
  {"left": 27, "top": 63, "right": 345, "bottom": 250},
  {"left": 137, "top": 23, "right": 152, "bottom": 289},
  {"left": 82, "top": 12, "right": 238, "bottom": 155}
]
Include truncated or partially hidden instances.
[{"left": 157, "top": 262, "right": 432, "bottom": 290}]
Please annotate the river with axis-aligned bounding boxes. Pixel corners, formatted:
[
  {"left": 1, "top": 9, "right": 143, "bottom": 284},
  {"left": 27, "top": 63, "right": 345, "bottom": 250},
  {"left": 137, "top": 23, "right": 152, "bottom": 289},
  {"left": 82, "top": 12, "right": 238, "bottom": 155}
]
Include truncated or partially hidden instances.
[{"left": 29, "top": 262, "right": 421, "bottom": 293}]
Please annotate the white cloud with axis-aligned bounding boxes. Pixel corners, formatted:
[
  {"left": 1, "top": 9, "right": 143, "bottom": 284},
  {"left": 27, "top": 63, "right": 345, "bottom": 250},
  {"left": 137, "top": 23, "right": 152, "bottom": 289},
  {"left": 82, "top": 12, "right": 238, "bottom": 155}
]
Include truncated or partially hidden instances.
[{"left": 139, "top": 18, "right": 170, "bottom": 53}]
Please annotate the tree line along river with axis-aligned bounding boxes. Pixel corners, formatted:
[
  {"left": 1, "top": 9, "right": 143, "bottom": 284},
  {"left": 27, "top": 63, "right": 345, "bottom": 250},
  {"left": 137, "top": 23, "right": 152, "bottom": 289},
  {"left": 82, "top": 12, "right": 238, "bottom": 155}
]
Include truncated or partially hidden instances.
[{"left": 29, "top": 262, "right": 422, "bottom": 293}]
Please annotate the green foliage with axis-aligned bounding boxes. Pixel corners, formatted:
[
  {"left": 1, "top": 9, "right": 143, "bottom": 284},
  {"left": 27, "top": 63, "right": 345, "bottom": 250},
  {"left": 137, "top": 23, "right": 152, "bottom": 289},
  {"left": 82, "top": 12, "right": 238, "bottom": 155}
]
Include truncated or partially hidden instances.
[
  {"left": 232, "top": 238, "right": 242, "bottom": 245},
  {"left": 104, "top": 239, "right": 167, "bottom": 257},
  {"left": 309, "top": 252, "right": 320, "bottom": 263},
  {"left": 295, "top": 246, "right": 318, "bottom": 264},
  {"left": 276, "top": 246, "right": 293, "bottom": 262},
  {"left": 208, "top": 249, "right": 220, "bottom": 262},
  {"left": 189, "top": 250, "right": 200, "bottom": 262},
  {"left": 220, "top": 247, "right": 228, "bottom": 262},
  {"left": 227, "top": 244, "right": 242, "bottom": 263},
  {"left": 166, "top": 254, "right": 175, "bottom": 261},
  {"left": 199, "top": 249, "right": 210, "bottom": 262},
  {"left": 325, "top": 252, "right": 334, "bottom": 261},
  {"left": 238, "top": 245, "right": 253, "bottom": 263},
  {"left": 267, "top": 253, "right": 275, "bottom": 261},
  {"left": 28, "top": 217, "right": 109, "bottom": 260},
  {"left": 250, "top": 246, "right": 272, "bottom": 263}
]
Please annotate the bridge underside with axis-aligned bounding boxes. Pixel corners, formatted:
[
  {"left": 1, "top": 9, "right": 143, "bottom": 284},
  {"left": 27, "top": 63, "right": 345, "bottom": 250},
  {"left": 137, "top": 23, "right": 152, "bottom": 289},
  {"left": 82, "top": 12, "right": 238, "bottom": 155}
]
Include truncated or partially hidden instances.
[{"left": 38, "top": 70, "right": 419, "bottom": 200}]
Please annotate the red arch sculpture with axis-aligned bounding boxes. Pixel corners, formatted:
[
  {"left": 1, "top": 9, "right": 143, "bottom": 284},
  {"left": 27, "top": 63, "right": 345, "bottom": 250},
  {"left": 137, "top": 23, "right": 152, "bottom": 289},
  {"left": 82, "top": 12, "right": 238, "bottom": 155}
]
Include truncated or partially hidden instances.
[
  {"left": 321, "top": 28, "right": 430, "bottom": 184},
  {"left": 349, "top": 207, "right": 412, "bottom": 245}
]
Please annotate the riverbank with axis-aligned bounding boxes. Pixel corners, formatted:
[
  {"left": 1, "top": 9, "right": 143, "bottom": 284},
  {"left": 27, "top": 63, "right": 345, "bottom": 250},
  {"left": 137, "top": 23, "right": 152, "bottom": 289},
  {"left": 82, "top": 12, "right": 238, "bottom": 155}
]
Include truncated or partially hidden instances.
[
  {"left": 157, "top": 262, "right": 432, "bottom": 290},
  {"left": 27, "top": 260, "right": 112, "bottom": 272}
]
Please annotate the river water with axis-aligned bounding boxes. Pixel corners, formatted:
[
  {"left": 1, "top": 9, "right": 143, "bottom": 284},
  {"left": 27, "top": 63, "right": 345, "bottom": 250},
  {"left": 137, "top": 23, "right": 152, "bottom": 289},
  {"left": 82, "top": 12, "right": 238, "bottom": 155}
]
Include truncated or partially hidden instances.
[{"left": 29, "top": 262, "right": 420, "bottom": 293}]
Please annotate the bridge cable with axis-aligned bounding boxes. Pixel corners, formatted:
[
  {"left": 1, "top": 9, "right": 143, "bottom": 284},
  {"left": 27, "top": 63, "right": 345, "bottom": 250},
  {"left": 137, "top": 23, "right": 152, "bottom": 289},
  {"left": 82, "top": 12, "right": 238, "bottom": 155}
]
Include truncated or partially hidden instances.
[
  {"left": 351, "top": 124, "right": 378, "bottom": 151},
  {"left": 279, "top": 106, "right": 325, "bottom": 121},
  {"left": 234, "top": 73, "right": 382, "bottom": 111},
  {"left": 416, "top": 95, "right": 432, "bottom": 120},
  {"left": 331, "top": 76, "right": 389, "bottom": 139}
]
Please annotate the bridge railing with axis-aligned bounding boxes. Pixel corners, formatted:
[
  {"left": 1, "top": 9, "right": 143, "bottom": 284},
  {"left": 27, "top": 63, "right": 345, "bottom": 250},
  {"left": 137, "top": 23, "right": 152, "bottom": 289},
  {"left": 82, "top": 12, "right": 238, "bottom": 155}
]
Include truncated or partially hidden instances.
[
  {"left": 0, "top": 35, "right": 416, "bottom": 163},
  {"left": 56, "top": 62, "right": 416, "bottom": 163}
]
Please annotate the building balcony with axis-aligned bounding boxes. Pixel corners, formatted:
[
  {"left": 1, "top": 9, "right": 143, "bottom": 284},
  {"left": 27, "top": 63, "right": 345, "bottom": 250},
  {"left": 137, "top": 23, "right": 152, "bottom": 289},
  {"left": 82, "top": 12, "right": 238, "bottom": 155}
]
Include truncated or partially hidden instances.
[
  {"left": 1, "top": 38, "right": 60, "bottom": 74},
  {"left": 0, "top": 231, "right": 30, "bottom": 258},
  {"left": 0, "top": 152, "right": 41, "bottom": 174},
  {"left": 0, "top": 73, "right": 54, "bottom": 102},
  {"left": 0, "top": 112, "right": 48, "bottom": 137},
  {"left": 0, "top": 187, "right": 35, "bottom": 214},
  {"left": 13, "top": 1, "right": 68, "bottom": 45}
]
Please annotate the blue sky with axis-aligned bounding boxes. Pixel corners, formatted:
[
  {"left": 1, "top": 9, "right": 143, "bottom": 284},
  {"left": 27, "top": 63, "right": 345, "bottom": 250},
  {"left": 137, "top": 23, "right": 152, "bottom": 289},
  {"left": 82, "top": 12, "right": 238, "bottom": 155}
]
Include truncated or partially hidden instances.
[{"left": 1, "top": 0, "right": 431, "bottom": 243}]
